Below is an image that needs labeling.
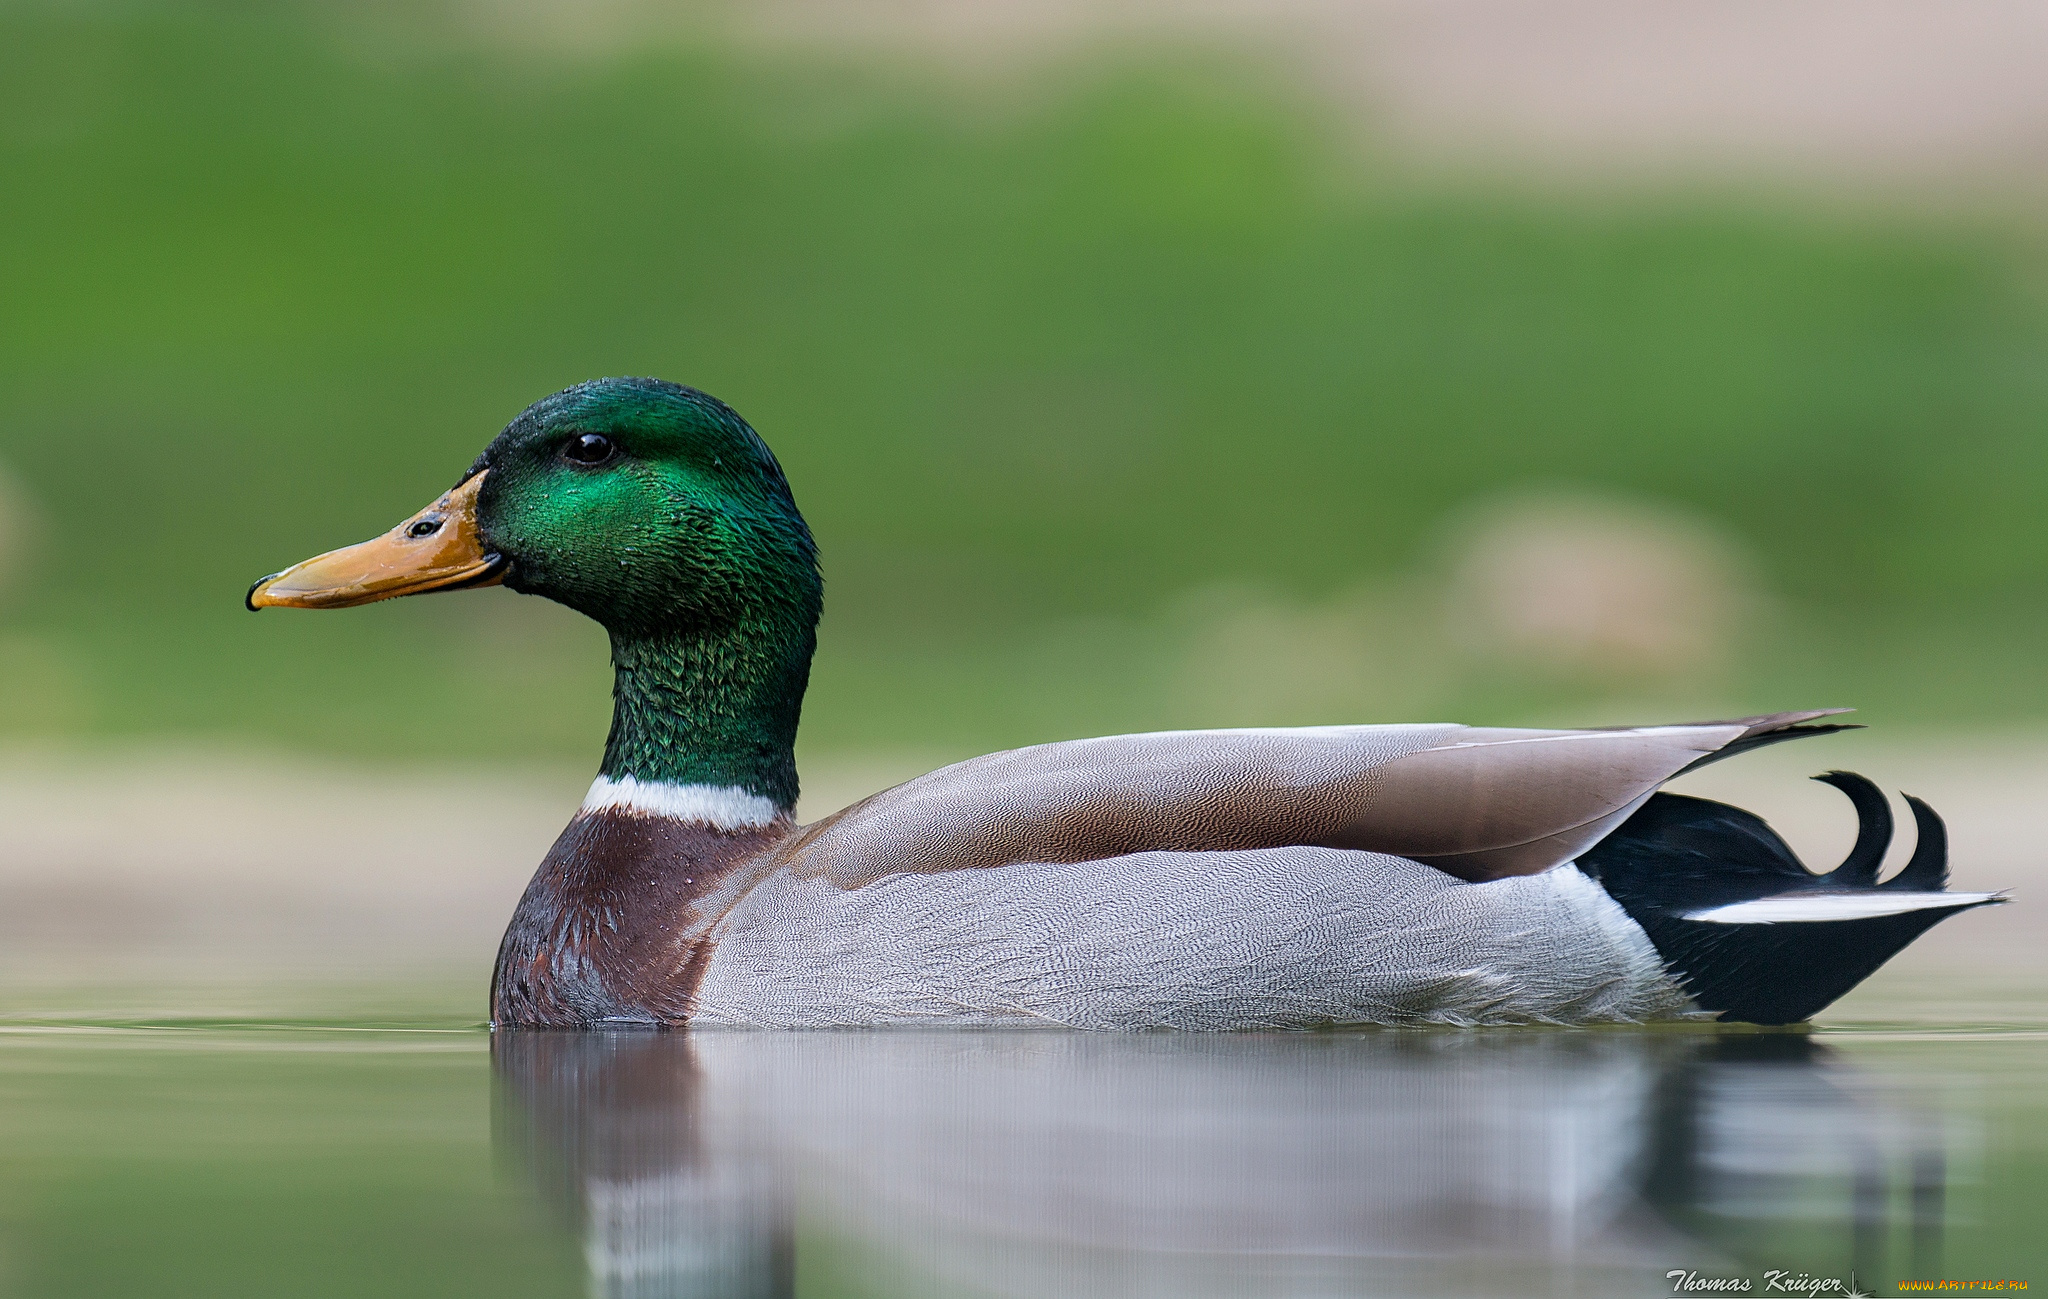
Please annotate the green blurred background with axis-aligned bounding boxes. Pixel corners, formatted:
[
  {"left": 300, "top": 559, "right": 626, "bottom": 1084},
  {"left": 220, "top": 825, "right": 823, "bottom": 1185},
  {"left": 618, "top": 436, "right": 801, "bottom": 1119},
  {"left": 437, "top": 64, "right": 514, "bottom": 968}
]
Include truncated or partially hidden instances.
[{"left": 4, "top": 1, "right": 2046, "bottom": 776}]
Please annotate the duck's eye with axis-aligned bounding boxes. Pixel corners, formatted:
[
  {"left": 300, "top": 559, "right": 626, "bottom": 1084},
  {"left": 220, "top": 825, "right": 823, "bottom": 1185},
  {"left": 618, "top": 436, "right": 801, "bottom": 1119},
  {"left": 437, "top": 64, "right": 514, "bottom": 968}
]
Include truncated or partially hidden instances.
[
  {"left": 406, "top": 518, "right": 442, "bottom": 539},
  {"left": 563, "top": 433, "right": 615, "bottom": 465}
]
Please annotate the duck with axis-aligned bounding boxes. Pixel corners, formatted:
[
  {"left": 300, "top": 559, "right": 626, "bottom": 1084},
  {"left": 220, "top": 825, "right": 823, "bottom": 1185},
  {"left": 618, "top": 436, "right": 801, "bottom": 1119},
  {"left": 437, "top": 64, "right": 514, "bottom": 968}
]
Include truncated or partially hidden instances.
[{"left": 247, "top": 377, "right": 2001, "bottom": 1030}]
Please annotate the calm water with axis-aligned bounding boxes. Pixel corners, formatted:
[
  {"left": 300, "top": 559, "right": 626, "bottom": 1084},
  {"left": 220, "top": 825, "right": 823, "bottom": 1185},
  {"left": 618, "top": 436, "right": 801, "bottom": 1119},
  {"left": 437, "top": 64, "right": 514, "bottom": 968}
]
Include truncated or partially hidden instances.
[{"left": 0, "top": 987, "right": 2041, "bottom": 1298}]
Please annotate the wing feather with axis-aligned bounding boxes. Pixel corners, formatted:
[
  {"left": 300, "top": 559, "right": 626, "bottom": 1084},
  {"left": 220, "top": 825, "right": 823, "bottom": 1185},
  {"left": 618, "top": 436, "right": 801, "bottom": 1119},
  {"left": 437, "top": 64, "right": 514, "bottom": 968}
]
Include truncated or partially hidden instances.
[{"left": 784, "top": 712, "right": 1845, "bottom": 886}]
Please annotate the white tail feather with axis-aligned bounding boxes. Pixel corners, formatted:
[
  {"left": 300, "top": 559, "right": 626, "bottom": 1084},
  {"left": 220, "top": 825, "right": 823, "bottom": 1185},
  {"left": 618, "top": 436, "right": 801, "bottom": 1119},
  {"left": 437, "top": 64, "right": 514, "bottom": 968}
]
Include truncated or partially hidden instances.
[{"left": 1683, "top": 891, "right": 2002, "bottom": 925}]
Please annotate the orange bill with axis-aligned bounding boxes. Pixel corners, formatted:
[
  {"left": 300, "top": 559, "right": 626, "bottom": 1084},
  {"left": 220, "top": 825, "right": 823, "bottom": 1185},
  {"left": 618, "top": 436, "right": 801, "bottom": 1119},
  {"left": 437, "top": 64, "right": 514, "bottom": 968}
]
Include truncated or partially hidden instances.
[{"left": 247, "top": 473, "right": 505, "bottom": 610}]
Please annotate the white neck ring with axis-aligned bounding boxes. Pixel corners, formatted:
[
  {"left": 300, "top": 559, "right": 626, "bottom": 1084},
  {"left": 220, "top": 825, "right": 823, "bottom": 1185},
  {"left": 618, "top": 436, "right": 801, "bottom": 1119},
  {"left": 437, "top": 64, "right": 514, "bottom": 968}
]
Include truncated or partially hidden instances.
[{"left": 581, "top": 775, "right": 786, "bottom": 831}]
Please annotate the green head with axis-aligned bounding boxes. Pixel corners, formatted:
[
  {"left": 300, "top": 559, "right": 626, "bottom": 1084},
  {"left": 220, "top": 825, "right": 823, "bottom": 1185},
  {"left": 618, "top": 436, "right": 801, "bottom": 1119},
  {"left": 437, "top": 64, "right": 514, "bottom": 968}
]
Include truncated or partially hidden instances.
[
  {"left": 250, "top": 378, "right": 822, "bottom": 810},
  {"left": 475, "top": 378, "right": 819, "bottom": 642}
]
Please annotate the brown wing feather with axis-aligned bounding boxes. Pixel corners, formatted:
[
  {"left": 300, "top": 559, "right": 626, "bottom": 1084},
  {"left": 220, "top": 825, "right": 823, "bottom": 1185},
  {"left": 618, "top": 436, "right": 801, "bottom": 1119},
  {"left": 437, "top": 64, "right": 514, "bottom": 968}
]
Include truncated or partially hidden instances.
[{"left": 784, "top": 712, "right": 1846, "bottom": 887}]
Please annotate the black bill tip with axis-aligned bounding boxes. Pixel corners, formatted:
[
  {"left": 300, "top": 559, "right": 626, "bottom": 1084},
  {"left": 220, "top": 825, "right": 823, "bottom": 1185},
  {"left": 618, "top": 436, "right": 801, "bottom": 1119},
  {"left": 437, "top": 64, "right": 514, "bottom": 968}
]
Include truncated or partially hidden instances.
[{"left": 246, "top": 573, "right": 281, "bottom": 612}]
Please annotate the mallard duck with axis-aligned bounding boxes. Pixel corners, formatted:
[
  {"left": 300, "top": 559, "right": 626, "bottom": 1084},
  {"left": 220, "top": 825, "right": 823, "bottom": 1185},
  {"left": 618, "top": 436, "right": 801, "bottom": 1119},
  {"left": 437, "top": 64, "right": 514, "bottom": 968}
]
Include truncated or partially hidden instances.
[{"left": 248, "top": 378, "right": 2000, "bottom": 1030}]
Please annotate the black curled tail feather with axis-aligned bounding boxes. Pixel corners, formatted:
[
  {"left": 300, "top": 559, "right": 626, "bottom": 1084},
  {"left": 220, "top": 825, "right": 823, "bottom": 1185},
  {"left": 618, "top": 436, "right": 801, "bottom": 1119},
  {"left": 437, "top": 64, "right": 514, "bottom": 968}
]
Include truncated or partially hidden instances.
[
  {"left": 1578, "top": 779, "right": 1995, "bottom": 1025},
  {"left": 1886, "top": 796, "right": 1948, "bottom": 892},
  {"left": 1811, "top": 771, "right": 1891, "bottom": 887}
]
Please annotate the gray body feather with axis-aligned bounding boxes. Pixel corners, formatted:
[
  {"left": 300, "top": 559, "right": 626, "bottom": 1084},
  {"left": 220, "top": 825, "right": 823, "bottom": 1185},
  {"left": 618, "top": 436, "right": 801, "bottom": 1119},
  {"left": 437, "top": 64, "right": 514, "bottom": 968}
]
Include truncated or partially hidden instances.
[{"left": 694, "top": 852, "right": 1699, "bottom": 1029}]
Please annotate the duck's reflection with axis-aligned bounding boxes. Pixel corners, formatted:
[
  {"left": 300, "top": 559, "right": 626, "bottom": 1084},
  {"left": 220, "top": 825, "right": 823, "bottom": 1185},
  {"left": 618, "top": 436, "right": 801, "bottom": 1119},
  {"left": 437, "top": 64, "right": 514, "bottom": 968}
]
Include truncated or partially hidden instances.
[
  {"left": 1645, "top": 1035, "right": 1949, "bottom": 1284},
  {"left": 493, "top": 1030, "right": 1954, "bottom": 1299},
  {"left": 493, "top": 1032, "right": 791, "bottom": 1298}
]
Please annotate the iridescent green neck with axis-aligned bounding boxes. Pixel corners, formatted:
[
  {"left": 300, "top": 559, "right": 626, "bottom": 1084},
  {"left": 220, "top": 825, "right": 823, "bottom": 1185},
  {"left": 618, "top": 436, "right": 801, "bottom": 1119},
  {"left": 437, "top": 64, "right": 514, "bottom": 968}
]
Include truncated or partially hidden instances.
[{"left": 600, "top": 618, "right": 813, "bottom": 810}]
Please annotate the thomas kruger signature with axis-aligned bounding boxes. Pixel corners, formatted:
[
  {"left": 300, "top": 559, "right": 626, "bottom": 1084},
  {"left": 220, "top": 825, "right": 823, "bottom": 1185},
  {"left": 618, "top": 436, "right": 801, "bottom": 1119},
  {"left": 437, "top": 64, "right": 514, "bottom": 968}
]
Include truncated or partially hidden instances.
[
  {"left": 1667, "top": 1270, "right": 1870, "bottom": 1297},
  {"left": 1669, "top": 1272, "right": 2030, "bottom": 1296}
]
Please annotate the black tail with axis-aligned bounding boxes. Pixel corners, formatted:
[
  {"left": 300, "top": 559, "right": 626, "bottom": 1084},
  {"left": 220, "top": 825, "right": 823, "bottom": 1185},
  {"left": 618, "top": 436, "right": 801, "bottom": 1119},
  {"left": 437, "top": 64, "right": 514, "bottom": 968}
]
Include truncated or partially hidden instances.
[{"left": 1578, "top": 776, "right": 2000, "bottom": 1025}]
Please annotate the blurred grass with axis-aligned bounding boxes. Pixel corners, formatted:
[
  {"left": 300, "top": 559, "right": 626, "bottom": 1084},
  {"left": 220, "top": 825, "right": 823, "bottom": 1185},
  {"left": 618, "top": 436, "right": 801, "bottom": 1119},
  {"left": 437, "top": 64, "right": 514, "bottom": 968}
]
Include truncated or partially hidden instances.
[{"left": 2, "top": 3, "right": 2046, "bottom": 768}]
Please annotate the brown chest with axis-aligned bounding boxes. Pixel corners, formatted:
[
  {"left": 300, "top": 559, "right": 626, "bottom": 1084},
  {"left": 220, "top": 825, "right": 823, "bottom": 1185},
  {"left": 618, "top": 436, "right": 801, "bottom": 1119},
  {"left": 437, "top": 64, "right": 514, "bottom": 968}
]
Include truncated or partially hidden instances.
[{"left": 490, "top": 811, "right": 786, "bottom": 1027}]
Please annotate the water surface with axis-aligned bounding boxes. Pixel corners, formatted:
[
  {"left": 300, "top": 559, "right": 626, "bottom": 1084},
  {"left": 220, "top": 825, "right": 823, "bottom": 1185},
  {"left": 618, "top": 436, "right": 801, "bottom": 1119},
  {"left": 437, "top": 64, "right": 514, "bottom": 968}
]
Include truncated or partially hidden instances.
[{"left": 0, "top": 983, "right": 2041, "bottom": 1298}]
